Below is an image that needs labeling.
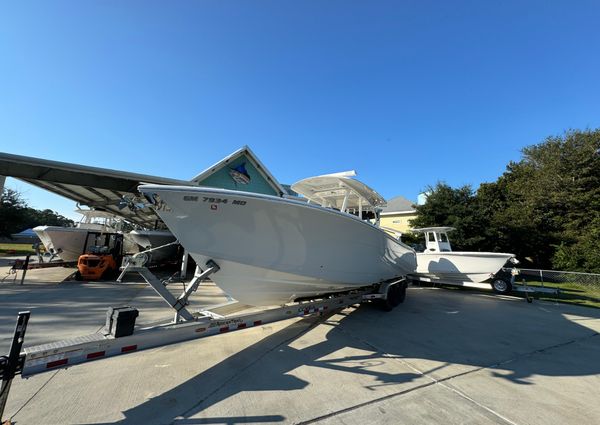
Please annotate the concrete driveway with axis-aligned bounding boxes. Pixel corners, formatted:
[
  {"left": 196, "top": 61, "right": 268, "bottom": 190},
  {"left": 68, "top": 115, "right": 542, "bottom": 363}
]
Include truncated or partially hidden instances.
[{"left": 1, "top": 275, "right": 599, "bottom": 425}]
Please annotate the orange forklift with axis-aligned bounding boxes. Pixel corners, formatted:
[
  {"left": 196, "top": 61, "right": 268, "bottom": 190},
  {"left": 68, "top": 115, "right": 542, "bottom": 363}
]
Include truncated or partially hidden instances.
[{"left": 75, "top": 232, "right": 124, "bottom": 281}]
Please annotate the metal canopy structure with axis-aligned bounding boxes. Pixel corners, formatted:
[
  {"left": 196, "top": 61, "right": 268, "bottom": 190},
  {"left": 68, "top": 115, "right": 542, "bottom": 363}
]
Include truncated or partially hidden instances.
[
  {"left": 0, "top": 152, "right": 195, "bottom": 228},
  {"left": 0, "top": 147, "right": 288, "bottom": 229}
]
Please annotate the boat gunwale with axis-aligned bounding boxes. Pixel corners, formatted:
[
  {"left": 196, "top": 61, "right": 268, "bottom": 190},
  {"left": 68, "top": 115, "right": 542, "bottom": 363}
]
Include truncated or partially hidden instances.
[
  {"left": 417, "top": 251, "right": 515, "bottom": 258},
  {"left": 139, "top": 184, "right": 416, "bottom": 253}
]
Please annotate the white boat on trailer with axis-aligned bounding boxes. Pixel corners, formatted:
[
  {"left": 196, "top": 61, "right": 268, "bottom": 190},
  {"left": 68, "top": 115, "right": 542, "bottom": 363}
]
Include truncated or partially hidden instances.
[
  {"left": 138, "top": 171, "right": 417, "bottom": 306},
  {"left": 2, "top": 177, "right": 416, "bottom": 418},
  {"left": 410, "top": 226, "right": 516, "bottom": 293}
]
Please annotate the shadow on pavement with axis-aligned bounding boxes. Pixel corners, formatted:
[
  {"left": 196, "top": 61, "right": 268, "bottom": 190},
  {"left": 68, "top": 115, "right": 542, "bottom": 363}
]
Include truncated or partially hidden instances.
[{"left": 87, "top": 287, "right": 600, "bottom": 425}]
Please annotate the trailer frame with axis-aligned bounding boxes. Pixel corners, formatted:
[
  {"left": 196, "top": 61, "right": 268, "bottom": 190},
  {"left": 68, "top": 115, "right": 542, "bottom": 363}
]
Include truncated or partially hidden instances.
[
  {"left": 0, "top": 262, "right": 408, "bottom": 422},
  {"left": 408, "top": 267, "right": 560, "bottom": 297}
]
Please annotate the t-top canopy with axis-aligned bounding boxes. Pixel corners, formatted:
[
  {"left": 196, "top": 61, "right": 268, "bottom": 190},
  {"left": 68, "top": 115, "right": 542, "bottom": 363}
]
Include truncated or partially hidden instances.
[
  {"left": 291, "top": 171, "right": 386, "bottom": 211},
  {"left": 74, "top": 209, "right": 119, "bottom": 219}
]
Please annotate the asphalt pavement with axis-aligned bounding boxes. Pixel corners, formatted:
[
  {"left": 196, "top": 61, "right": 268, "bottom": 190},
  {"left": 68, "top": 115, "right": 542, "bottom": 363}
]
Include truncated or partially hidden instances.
[{"left": 1, "top": 267, "right": 599, "bottom": 425}]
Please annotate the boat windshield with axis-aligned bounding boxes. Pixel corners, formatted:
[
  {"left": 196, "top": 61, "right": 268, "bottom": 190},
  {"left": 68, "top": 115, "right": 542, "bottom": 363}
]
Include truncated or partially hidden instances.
[
  {"left": 74, "top": 209, "right": 129, "bottom": 231},
  {"left": 414, "top": 228, "right": 454, "bottom": 252}
]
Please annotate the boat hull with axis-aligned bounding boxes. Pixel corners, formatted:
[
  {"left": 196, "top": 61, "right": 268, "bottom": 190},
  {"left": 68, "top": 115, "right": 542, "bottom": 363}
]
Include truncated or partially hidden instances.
[
  {"left": 33, "top": 226, "right": 89, "bottom": 261},
  {"left": 34, "top": 226, "right": 139, "bottom": 262},
  {"left": 139, "top": 185, "right": 417, "bottom": 306},
  {"left": 415, "top": 252, "right": 514, "bottom": 283}
]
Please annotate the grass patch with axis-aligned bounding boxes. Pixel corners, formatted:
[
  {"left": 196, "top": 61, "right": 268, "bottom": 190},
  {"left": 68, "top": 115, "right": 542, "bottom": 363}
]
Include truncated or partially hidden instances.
[
  {"left": 517, "top": 280, "right": 600, "bottom": 309},
  {"left": 0, "top": 243, "right": 38, "bottom": 256},
  {"left": 416, "top": 279, "right": 600, "bottom": 310}
]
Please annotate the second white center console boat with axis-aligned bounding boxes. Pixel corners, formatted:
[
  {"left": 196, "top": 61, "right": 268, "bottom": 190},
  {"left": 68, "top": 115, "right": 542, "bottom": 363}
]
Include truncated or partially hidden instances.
[{"left": 412, "top": 226, "right": 515, "bottom": 284}]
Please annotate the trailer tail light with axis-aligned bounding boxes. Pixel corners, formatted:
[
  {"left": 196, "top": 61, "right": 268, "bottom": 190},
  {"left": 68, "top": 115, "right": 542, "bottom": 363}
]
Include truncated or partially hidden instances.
[
  {"left": 46, "top": 358, "right": 68, "bottom": 369},
  {"left": 121, "top": 345, "right": 137, "bottom": 353}
]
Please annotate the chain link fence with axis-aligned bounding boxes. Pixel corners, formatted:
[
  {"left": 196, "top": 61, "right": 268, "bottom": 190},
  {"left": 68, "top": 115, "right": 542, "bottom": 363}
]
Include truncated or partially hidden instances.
[{"left": 503, "top": 267, "right": 600, "bottom": 308}]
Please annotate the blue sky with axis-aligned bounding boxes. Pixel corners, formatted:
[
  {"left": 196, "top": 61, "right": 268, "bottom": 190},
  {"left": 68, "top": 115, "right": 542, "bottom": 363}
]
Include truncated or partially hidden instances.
[{"left": 2, "top": 1, "right": 599, "bottom": 220}]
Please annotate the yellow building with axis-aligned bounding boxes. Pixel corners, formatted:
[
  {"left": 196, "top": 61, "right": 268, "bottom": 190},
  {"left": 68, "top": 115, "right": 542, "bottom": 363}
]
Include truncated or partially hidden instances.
[{"left": 379, "top": 195, "right": 417, "bottom": 235}]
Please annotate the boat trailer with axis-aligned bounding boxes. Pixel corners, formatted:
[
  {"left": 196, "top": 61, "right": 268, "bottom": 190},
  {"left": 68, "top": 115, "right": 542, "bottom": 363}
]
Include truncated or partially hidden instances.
[
  {"left": 0, "top": 257, "right": 407, "bottom": 423},
  {"left": 409, "top": 267, "right": 560, "bottom": 300}
]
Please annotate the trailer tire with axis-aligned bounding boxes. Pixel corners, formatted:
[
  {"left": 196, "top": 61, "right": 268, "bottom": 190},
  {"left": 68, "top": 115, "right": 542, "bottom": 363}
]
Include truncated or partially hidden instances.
[
  {"left": 397, "top": 282, "right": 407, "bottom": 304},
  {"left": 379, "top": 297, "right": 394, "bottom": 312},
  {"left": 491, "top": 278, "right": 512, "bottom": 294},
  {"left": 380, "top": 283, "right": 403, "bottom": 311}
]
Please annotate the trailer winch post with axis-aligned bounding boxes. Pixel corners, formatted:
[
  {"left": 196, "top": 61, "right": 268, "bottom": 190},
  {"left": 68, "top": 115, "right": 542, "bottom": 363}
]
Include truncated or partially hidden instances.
[{"left": 0, "top": 311, "right": 30, "bottom": 424}]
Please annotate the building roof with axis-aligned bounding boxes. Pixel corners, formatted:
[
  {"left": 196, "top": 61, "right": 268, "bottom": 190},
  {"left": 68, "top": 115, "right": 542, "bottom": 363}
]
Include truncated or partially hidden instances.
[
  {"left": 190, "top": 146, "right": 287, "bottom": 196},
  {"left": 380, "top": 195, "right": 416, "bottom": 214}
]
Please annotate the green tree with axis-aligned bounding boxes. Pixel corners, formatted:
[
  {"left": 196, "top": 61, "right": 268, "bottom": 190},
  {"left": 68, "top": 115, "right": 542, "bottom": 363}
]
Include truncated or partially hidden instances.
[
  {"left": 499, "top": 129, "right": 600, "bottom": 271},
  {"left": 409, "top": 183, "right": 487, "bottom": 251},
  {"left": 25, "top": 208, "right": 74, "bottom": 228},
  {"left": 409, "top": 129, "right": 600, "bottom": 272},
  {"left": 0, "top": 188, "right": 74, "bottom": 237},
  {"left": 0, "top": 188, "right": 28, "bottom": 237}
]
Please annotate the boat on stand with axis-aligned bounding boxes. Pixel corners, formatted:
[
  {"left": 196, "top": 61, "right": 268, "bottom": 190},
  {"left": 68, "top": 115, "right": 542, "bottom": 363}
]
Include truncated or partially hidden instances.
[
  {"left": 33, "top": 209, "right": 139, "bottom": 262},
  {"left": 139, "top": 171, "right": 417, "bottom": 306},
  {"left": 128, "top": 229, "right": 179, "bottom": 264}
]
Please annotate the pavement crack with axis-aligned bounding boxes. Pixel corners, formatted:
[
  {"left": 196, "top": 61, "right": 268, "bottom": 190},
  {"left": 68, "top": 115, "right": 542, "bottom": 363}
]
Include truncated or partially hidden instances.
[
  {"left": 170, "top": 315, "right": 324, "bottom": 424},
  {"left": 487, "top": 331, "right": 599, "bottom": 370},
  {"left": 296, "top": 381, "right": 439, "bottom": 425},
  {"left": 8, "top": 370, "right": 61, "bottom": 422},
  {"left": 7, "top": 282, "right": 147, "bottom": 422},
  {"left": 305, "top": 323, "right": 599, "bottom": 425}
]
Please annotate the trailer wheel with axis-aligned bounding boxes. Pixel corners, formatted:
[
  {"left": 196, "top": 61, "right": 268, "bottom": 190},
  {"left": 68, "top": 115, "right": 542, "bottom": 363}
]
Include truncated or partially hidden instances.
[
  {"left": 379, "top": 297, "right": 394, "bottom": 312},
  {"left": 396, "top": 282, "right": 407, "bottom": 304},
  {"left": 491, "top": 278, "right": 512, "bottom": 294},
  {"left": 380, "top": 283, "right": 402, "bottom": 311}
]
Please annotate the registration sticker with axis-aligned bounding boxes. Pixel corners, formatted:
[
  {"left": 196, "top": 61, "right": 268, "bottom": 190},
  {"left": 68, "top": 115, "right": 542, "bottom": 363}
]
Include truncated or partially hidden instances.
[{"left": 201, "top": 197, "right": 246, "bottom": 206}]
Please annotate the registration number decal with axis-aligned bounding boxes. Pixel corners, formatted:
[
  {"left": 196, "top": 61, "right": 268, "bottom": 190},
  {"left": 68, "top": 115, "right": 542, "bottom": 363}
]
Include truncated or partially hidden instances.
[{"left": 186, "top": 196, "right": 246, "bottom": 206}]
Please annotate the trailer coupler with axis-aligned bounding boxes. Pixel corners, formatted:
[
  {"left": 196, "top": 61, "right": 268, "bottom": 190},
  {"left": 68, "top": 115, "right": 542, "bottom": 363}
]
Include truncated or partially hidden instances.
[{"left": 0, "top": 311, "right": 30, "bottom": 425}]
